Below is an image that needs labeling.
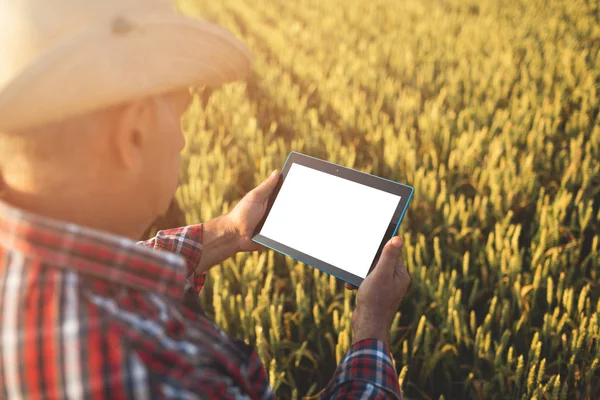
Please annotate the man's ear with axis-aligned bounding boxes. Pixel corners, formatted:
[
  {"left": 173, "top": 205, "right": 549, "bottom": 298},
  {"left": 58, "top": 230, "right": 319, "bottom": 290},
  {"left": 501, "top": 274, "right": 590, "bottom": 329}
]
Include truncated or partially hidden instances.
[{"left": 111, "top": 99, "right": 153, "bottom": 172}]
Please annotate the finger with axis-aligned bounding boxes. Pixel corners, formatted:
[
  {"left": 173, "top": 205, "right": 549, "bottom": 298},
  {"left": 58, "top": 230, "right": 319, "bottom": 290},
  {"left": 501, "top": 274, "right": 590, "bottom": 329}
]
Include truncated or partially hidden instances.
[
  {"left": 249, "top": 241, "right": 267, "bottom": 252},
  {"left": 392, "top": 258, "right": 411, "bottom": 302},
  {"left": 370, "top": 237, "right": 404, "bottom": 278},
  {"left": 345, "top": 282, "right": 358, "bottom": 290},
  {"left": 251, "top": 170, "right": 280, "bottom": 200},
  {"left": 394, "top": 256, "right": 411, "bottom": 284}
]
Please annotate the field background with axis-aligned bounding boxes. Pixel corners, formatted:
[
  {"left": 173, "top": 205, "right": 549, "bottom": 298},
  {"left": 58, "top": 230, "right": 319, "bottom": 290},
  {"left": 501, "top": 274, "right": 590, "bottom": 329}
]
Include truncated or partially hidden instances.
[{"left": 152, "top": 0, "right": 599, "bottom": 398}]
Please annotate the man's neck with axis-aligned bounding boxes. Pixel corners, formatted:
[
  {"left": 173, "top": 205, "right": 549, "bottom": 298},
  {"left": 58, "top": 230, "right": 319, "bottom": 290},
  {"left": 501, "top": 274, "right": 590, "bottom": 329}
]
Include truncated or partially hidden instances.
[{"left": 0, "top": 185, "right": 145, "bottom": 240}]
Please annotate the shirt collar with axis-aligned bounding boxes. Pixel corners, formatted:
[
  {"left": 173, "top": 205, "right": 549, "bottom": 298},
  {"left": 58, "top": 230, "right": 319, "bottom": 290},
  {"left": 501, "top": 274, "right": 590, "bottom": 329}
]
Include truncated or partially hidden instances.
[{"left": 0, "top": 200, "right": 186, "bottom": 300}]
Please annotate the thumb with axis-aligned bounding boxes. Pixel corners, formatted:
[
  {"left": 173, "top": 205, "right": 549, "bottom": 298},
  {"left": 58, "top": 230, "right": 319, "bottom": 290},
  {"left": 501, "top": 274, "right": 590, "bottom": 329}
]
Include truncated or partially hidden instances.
[
  {"left": 370, "top": 237, "right": 404, "bottom": 278},
  {"left": 251, "top": 170, "right": 280, "bottom": 200}
]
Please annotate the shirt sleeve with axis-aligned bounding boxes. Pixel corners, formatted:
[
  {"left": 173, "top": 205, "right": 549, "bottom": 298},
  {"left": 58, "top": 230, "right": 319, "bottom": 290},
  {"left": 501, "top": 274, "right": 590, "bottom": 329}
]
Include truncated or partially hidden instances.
[
  {"left": 137, "top": 225, "right": 207, "bottom": 313},
  {"left": 138, "top": 225, "right": 206, "bottom": 292},
  {"left": 319, "top": 339, "right": 402, "bottom": 400}
]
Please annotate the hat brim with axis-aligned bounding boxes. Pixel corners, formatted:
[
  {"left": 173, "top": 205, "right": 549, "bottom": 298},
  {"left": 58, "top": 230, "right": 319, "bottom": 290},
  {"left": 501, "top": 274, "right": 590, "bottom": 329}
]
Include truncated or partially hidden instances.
[{"left": 0, "top": 12, "right": 253, "bottom": 132}]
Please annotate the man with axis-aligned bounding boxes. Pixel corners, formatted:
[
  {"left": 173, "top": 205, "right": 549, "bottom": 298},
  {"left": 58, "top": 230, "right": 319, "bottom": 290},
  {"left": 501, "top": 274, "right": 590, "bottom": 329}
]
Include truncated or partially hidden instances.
[{"left": 0, "top": 0, "right": 411, "bottom": 398}]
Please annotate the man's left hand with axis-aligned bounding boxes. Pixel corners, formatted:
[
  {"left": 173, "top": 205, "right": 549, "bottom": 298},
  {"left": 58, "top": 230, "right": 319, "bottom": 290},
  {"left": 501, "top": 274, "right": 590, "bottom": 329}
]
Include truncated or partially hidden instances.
[{"left": 226, "top": 169, "right": 280, "bottom": 253}]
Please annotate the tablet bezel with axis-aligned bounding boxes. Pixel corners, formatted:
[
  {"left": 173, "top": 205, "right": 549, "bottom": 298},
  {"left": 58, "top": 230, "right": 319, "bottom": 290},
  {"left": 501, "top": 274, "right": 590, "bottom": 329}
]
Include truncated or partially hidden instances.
[{"left": 251, "top": 151, "right": 414, "bottom": 287}]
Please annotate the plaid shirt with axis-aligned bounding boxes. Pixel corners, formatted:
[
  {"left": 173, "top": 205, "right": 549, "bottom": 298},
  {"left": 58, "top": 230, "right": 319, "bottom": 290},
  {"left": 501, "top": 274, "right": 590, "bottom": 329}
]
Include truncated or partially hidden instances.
[{"left": 0, "top": 200, "right": 402, "bottom": 399}]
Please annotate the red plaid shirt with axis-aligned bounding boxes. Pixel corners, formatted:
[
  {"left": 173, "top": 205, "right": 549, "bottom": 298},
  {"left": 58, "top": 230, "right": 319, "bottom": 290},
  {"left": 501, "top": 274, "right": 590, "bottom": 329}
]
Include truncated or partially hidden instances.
[{"left": 0, "top": 200, "right": 402, "bottom": 399}]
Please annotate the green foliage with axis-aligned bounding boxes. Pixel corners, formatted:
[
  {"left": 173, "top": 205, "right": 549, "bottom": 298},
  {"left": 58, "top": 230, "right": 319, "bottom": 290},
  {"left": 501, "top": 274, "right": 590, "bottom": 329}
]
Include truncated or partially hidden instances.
[{"left": 171, "top": 0, "right": 600, "bottom": 397}]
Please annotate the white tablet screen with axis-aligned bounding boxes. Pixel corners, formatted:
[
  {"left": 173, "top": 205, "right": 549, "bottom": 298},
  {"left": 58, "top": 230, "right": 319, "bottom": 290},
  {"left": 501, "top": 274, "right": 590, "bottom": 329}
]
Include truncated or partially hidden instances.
[{"left": 258, "top": 163, "right": 402, "bottom": 279}]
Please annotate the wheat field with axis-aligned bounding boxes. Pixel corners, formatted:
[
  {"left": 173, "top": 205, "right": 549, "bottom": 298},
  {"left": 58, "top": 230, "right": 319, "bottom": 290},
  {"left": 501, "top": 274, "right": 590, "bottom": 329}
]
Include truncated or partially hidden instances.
[{"left": 153, "top": 0, "right": 600, "bottom": 398}]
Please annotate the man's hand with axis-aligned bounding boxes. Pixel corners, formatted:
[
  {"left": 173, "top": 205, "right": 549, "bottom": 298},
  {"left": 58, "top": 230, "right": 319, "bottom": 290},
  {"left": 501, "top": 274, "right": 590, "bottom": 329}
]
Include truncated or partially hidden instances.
[
  {"left": 351, "top": 236, "right": 410, "bottom": 345},
  {"left": 195, "top": 170, "right": 280, "bottom": 274},
  {"left": 226, "top": 169, "right": 280, "bottom": 252}
]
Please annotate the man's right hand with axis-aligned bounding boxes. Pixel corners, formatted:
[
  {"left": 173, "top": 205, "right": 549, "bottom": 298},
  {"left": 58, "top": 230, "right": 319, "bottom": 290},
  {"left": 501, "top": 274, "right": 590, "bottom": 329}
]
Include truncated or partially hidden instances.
[{"left": 350, "top": 236, "right": 410, "bottom": 345}]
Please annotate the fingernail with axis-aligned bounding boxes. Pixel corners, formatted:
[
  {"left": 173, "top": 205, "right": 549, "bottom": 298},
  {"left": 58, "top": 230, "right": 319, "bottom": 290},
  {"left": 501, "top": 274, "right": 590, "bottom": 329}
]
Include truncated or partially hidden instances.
[
  {"left": 271, "top": 170, "right": 278, "bottom": 177},
  {"left": 391, "top": 237, "right": 403, "bottom": 248}
]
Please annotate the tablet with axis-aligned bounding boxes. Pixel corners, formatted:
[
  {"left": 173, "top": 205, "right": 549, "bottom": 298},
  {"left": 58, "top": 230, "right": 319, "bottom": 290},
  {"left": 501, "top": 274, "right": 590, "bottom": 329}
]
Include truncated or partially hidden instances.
[{"left": 251, "top": 152, "right": 414, "bottom": 287}]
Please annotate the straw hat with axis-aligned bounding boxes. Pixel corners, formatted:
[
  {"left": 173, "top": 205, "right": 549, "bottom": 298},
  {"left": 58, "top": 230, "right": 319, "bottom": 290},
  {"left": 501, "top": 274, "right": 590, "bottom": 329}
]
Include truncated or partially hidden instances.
[{"left": 0, "top": 0, "right": 253, "bottom": 132}]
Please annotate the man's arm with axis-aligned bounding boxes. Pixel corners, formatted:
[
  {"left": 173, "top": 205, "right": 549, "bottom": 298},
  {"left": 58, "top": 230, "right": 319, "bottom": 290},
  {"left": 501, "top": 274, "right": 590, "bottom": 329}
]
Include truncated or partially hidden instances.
[
  {"left": 319, "top": 339, "right": 402, "bottom": 399},
  {"left": 138, "top": 216, "right": 240, "bottom": 293},
  {"left": 137, "top": 169, "right": 281, "bottom": 291},
  {"left": 139, "top": 221, "right": 403, "bottom": 399},
  {"left": 194, "top": 215, "right": 241, "bottom": 273},
  {"left": 320, "top": 237, "right": 410, "bottom": 399}
]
